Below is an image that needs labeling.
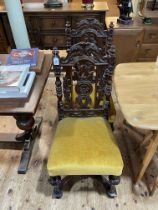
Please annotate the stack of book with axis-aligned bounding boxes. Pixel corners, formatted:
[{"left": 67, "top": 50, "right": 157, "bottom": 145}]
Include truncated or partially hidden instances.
[
  {"left": 0, "top": 48, "right": 45, "bottom": 99},
  {"left": 7, "top": 48, "right": 44, "bottom": 73},
  {"left": 0, "top": 64, "right": 36, "bottom": 99}
]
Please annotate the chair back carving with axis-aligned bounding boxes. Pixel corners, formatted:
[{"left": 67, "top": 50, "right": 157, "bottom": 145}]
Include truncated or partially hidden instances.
[
  {"left": 66, "top": 18, "right": 114, "bottom": 54},
  {"left": 53, "top": 41, "right": 116, "bottom": 120}
]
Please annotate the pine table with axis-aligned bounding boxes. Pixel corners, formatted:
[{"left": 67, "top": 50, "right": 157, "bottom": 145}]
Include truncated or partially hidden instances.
[{"left": 114, "top": 62, "right": 158, "bottom": 195}]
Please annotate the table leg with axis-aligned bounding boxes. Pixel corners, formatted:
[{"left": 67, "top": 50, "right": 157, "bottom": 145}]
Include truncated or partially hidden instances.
[
  {"left": 150, "top": 175, "right": 158, "bottom": 195},
  {"left": 135, "top": 131, "right": 158, "bottom": 183},
  {"left": 14, "top": 115, "right": 42, "bottom": 174}
]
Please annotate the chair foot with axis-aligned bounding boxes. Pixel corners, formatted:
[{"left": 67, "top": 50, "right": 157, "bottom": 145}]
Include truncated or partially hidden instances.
[
  {"left": 106, "top": 184, "right": 117, "bottom": 198},
  {"left": 105, "top": 175, "right": 120, "bottom": 198},
  {"left": 109, "top": 175, "right": 120, "bottom": 185},
  {"left": 49, "top": 176, "right": 63, "bottom": 199},
  {"left": 53, "top": 186, "right": 63, "bottom": 199}
]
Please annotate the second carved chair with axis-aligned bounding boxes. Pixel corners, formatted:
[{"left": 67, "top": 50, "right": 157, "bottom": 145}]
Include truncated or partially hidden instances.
[
  {"left": 65, "top": 18, "right": 116, "bottom": 127},
  {"left": 47, "top": 41, "right": 124, "bottom": 199}
]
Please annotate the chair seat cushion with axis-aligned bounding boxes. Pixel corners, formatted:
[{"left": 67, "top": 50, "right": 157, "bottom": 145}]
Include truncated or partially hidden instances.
[{"left": 47, "top": 117, "right": 123, "bottom": 176}]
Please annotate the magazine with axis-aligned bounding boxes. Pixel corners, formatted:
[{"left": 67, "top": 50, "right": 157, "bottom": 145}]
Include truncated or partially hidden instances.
[
  {"left": 0, "top": 64, "right": 30, "bottom": 92},
  {"left": 0, "top": 71, "right": 36, "bottom": 98},
  {"left": 7, "top": 48, "right": 39, "bottom": 66}
]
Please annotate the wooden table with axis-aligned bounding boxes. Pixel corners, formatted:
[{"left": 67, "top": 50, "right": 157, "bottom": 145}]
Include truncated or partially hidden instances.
[
  {"left": 0, "top": 53, "right": 52, "bottom": 174},
  {"left": 114, "top": 62, "right": 158, "bottom": 195},
  {"left": 0, "top": 1, "right": 108, "bottom": 50}
]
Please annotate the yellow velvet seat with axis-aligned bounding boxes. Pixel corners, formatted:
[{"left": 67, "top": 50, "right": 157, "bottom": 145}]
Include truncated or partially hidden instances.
[{"left": 47, "top": 117, "right": 123, "bottom": 176}]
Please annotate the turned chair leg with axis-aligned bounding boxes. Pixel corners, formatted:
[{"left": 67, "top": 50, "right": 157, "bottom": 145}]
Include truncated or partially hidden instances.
[
  {"left": 135, "top": 132, "right": 158, "bottom": 184},
  {"left": 49, "top": 176, "right": 63, "bottom": 199},
  {"left": 150, "top": 175, "right": 158, "bottom": 196},
  {"left": 106, "top": 175, "right": 120, "bottom": 198}
]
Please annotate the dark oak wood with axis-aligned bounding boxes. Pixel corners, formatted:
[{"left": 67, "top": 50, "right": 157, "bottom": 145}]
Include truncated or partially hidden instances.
[
  {"left": 66, "top": 18, "right": 114, "bottom": 53},
  {"left": 49, "top": 22, "right": 121, "bottom": 198},
  {"left": 0, "top": 53, "right": 52, "bottom": 173},
  {"left": 106, "top": 17, "right": 144, "bottom": 64},
  {"left": 0, "top": 13, "right": 16, "bottom": 50},
  {"left": 49, "top": 176, "right": 63, "bottom": 199},
  {"left": 0, "top": 17, "right": 10, "bottom": 53},
  {"left": 64, "top": 18, "right": 116, "bottom": 128},
  {"left": 1, "top": 1, "right": 158, "bottom": 62},
  {"left": 0, "top": 1, "right": 108, "bottom": 50},
  {"left": 50, "top": 175, "right": 120, "bottom": 199},
  {"left": 53, "top": 41, "right": 115, "bottom": 119},
  {"left": 152, "top": 0, "right": 157, "bottom": 10},
  {"left": 106, "top": 17, "right": 158, "bottom": 64}
]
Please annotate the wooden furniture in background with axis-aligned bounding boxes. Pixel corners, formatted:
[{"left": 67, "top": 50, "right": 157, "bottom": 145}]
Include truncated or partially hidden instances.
[
  {"left": 0, "top": 1, "right": 108, "bottom": 50},
  {"left": 0, "top": 17, "right": 10, "bottom": 53},
  {"left": 0, "top": 2, "right": 158, "bottom": 63},
  {"left": 114, "top": 62, "right": 158, "bottom": 195},
  {"left": 140, "top": 0, "right": 158, "bottom": 16},
  {"left": 137, "top": 21, "right": 158, "bottom": 62},
  {"left": 106, "top": 17, "right": 158, "bottom": 64},
  {"left": 152, "top": 0, "right": 157, "bottom": 10},
  {"left": 0, "top": 53, "right": 52, "bottom": 174}
]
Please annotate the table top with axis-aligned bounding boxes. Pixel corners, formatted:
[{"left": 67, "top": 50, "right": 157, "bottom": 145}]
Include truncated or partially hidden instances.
[
  {"left": 0, "top": 1, "right": 109, "bottom": 13},
  {"left": 114, "top": 62, "right": 158, "bottom": 130},
  {"left": 0, "top": 53, "right": 52, "bottom": 115}
]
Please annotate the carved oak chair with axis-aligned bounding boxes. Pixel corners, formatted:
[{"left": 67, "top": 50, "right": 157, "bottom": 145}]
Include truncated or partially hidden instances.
[
  {"left": 65, "top": 18, "right": 112, "bottom": 52},
  {"left": 65, "top": 18, "right": 116, "bottom": 127},
  {"left": 47, "top": 42, "right": 124, "bottom": 199}
]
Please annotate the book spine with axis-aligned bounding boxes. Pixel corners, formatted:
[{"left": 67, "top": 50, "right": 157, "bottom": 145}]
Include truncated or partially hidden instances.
[
  {"left": 31, "top": 48, "right": 39, "bottom": 66},
  {"left": 0, "top": 87, "right": 20, "bottom": 93}
]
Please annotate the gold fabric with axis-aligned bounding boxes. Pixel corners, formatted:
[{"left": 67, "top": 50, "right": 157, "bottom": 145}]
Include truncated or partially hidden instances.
[
  {"left": 47, "top": 117, "right": 123, "bottom": 176},
  {"left": 72, "top": 84, "right": 116, "bottom": 122}
]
